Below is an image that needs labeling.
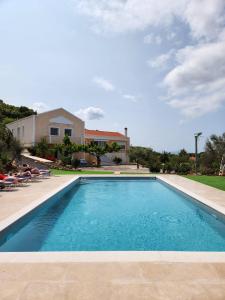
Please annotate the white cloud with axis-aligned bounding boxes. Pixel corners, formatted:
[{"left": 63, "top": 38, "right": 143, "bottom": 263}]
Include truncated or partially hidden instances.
[
  {"left": 76, "top": 0, "right": 186, "bottom": 33},
  {"left": 31, "top": 102, "right": 49, "bottom": 113},
  {"left": 76, "top": 0, "right": 225, "bottom": 118},
  {"left": 144, "top": 33, "right": 162, "bottom": 45},
  {"left": 122, "top": 94, "right": 139, "bottom": 103},
  {"left": 75, "top": 0, "right": 225, "bottom": 41},
  {"left": 165, "top": 41, "right": 225, "bottom": 94},
  {"left": 183, "top": 0, "right": 225, "bottom": 41},
  {"left": 75, "top": 106, "right": 105, "bottom": 120},
  {"left": 93, "top": 76, "right": 115, "bottom": 91},
  {"left": 168, "top": 92, "right": 224, "bottom": 118},
  {"left": 164, "top": 39, "right": 225, "bottom": 118},
  {"left": 167, "top": 32, "right": 176, "bottom": 41},
  {"left": 147, "top": 50, "right": 174, "bottom": 69}
]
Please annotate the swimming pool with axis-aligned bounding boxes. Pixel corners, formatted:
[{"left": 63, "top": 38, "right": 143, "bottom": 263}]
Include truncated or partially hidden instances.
[{"left": 1, "top": 177, "right": 225, "bottom": 252}]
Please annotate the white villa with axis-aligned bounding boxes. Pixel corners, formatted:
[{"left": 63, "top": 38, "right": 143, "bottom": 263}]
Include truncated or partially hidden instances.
[{"left": 6, "top": 108, "right": 130, "bottom": 164}]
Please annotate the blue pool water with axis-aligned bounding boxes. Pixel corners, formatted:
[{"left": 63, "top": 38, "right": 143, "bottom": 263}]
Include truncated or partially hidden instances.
[{"left": 1, "top": 178, "right": 225, "bottom": 251}]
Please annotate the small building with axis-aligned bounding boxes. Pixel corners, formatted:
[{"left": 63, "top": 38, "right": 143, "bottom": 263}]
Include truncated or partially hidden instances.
[
  {"left": 85, "top": 129, "right": 130, "bottom": 164},
  {"left": 6, "top": 108, "right": 130, "bottom": 164},
  {"left": 6, "top": 108, "right": 85, "bottom": 147}
]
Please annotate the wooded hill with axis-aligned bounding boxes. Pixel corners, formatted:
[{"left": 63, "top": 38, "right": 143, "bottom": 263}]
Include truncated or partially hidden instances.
[{"left": 0, "top": 99, "right": 36, "bottom": 124}]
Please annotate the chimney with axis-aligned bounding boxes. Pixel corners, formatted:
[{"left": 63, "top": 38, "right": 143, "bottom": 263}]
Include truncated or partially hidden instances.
[{"left": 124, "top": 127, "right": 128, "bottom": 137}]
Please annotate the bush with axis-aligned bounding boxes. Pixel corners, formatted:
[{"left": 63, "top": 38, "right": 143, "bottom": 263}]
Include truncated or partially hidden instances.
[
  {"left": 27, "top": 146, "right": 37, "bottom": 156},
  {"left": 0, "top": 160, "right": 3, "bottom": 172},
  {"left": 149, "top": 162, "right": 161, "bottom": 173},
  {"left": 113, "top": 156, "right": 122, "bottom": 165},
  {"left": 36, "top": 137, "right": 49, "bottom": 158},
  {"left": 45, "top": 155, "right": 56, "bottom": 161},
  {"left": 0, "top": 124, "right": 22, "bottom": 170},
  {"left": 164, "top": 162, "right": 173, "bottom": 173},
  {"left": 71, "top": 158, "right": 80, "bottom": 169},
  {"left": 61, "top": 156, "right": 72, "bottom": 166},
  {"left": 199, "top": 165, "right": 217, "bottom": 175},
  {"left": 177, "top": 162, "right": 192, "bottom": 175}
]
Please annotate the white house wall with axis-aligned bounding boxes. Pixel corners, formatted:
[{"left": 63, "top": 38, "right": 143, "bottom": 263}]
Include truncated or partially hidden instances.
[{"left": 6, "top": 115, "right": 34, "bottom": 147}]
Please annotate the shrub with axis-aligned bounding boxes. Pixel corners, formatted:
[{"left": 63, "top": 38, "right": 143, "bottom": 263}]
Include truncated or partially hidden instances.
[
  {"left": 71, "top": 158, "right": 80, "bottom": 169},
  {"left": 0, "top": 124, "right": 22, "bottom": 170},
  {"left": 0, "top": 160, "right": 3, "bottom": 172},
  {"left": 199, "top": 165, "right": 217, "bottom": 175},
  {"left": 63, "top": 134, "right": 72, "bottom": 146},
  {"left": 45, "top": 155, "right": 56, "bottom": 161},
  {"left": 164, "top": 162, "right": 173, "bottom": 173},
  {"left": 177, "top": 162, "right": 192, "bottom": 175},
  {"left": 113, "top": 156, "right": 122, "bottom": 165},
  {"left": 27, "top": 146, "right": 37, "bottom": 156},
  {"left": 35, "top": 137, "right": 49, "bottom": 158},
  {"left": 149, "top": 162, "right": 161, "bottom": 173},
  {"left": 61, "top": 156, "right": 72, "bottom": 166}
]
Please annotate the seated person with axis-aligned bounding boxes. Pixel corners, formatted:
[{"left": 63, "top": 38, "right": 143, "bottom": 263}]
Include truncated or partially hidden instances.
[
  {"left": 31, "top": 167, "right": 41, "bottom": 175},
  {"left": 15, "top": 170, "right": 32, "bottom": 179},
  {"left": 21, "top": 164, "right": 32, "bottom": 172},
  {"left": 31, "top": 168, "right": 50, "bottom": 176},
  {"left": 22, "top": 170, "right": 32, "bottom": 177}
]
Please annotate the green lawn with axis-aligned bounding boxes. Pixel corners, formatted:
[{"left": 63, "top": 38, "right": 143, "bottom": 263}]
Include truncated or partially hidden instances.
[
  {"left": 184, "top": 175, "right": 225, "bottom": 191},
  {"left": 120, "top": 172, "right": 150, "bottom": 175},
  {"left": 51, "top": 169, "right": 113, "bottom": 175}
]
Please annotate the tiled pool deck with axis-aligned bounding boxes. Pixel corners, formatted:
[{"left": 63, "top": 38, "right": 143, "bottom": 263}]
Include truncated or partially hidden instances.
[{"left": 0, "top": 174, "right": 225, "bottom": 299}]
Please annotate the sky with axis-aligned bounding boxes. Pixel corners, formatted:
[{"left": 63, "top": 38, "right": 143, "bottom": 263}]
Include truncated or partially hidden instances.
[{"left": 0, "top": 0, "right": 225, "bottom": 152}]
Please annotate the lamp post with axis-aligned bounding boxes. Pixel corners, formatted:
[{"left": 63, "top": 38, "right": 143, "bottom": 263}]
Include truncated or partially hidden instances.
[{"left": 194, "top": 132, "right": 202, "bottom": 175}]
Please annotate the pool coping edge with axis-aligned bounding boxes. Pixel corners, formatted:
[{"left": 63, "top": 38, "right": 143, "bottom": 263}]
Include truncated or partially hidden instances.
[{"left": 0, "top": 174, "right": 225, "bottom": 263}]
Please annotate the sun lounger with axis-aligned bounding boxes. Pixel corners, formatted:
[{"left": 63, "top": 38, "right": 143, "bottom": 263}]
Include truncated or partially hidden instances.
[
  {"left": 0, "top": 180, "right": 14, "bottom": 191},
  {"left": 0, "top": 180, "right": 5, "bottom": 190},
  {"left": 38, "top": 169, "right": 51, "bottom": 176}
]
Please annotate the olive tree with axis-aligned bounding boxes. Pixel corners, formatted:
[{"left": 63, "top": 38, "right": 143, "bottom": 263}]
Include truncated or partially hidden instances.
[{"left": 0, "top": 123, "right": 22, "bottom": 171}]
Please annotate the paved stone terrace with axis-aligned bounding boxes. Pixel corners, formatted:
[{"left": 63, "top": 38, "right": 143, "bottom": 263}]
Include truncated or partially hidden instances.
[
  {"left": 159, "top": 175, "right": 225, "bottom": 204},
  {"left": 1, "top": 261, "right": 225, "bottom": 299},
  {"left": 0, "top": 175, "right": 225, "bottom": 299},
  {"left": 0, "top": 175, "right": 74, "bottom": 222}
]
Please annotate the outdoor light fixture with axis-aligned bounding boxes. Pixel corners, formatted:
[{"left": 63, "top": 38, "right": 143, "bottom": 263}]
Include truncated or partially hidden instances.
[{"left": 194, "top": 132, "right": 202, "bottom": 175}]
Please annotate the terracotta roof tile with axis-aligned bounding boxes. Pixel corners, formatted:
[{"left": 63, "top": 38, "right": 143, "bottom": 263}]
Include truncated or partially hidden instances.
[{"left": 85, "top": 129, "right": 126, "bottom": 138}]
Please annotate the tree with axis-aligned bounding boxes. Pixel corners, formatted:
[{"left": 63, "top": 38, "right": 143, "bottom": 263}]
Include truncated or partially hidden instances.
[
  {"left": 113, "top": 156, "right": 122, "bottom": 165},
  {"left": 108, "top": 142, "right": 121, "bottom": 153},
  {"left": 129, "top": 146, "right": 162, "bottom": 171},
  {"left": 129, "top": 146, "right": 157, "bottom": 166},
  {"left": 178, "top": 149, "right": 189, "bottom": 162},
  {"left": 63, "top": 134, "right": 72, "bottom": 146},
  {"left": 85, "top": 142, "right": 121, "bottom": 167},
  {"left": 200, "top": 132, "right": 225, "bottom": 174},
  {"left": 147, "top": 152, "right": 161, "bottom": 172},
  {"left": 167, "top": 154, "right": 179, "bottom": 172},
  {"left": 0, "top": 99, "right": 36, "bottom": 124},
  {"left": 51, "top": 135, "right": 84, "bottom": 165},
  {"left": 160, "top": 151, "right": 170, "bottom": 164},
  {"left": 177, "top": 162, "right": 192, "bottom": 175},
  {"left": 0, "top": 123, "right": 22, "bottom": 171}
]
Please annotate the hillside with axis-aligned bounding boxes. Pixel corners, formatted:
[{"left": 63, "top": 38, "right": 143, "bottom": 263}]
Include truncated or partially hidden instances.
[{"left": 0, "top": 99, "right": 36, "bottom": 124}]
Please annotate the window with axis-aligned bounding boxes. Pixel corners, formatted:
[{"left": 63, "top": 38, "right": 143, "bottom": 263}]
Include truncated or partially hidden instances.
[
  {"left": 119, "top": 144, "right": 126, "bottom": 150},
  {"left": 94, "top": 141, "right": 106, "bottom": 147},
  {"left": 64, "top": 128, "right": 72, "bottom": 137},
  {"left": 117, "top": 142, "right": 126, "bottom": 150},
  {"left": 17, "top": 127, "right": 20, "bottom": 138},
  {"left": 50, "top": 127, "right": 59, "bottom": 136}
]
